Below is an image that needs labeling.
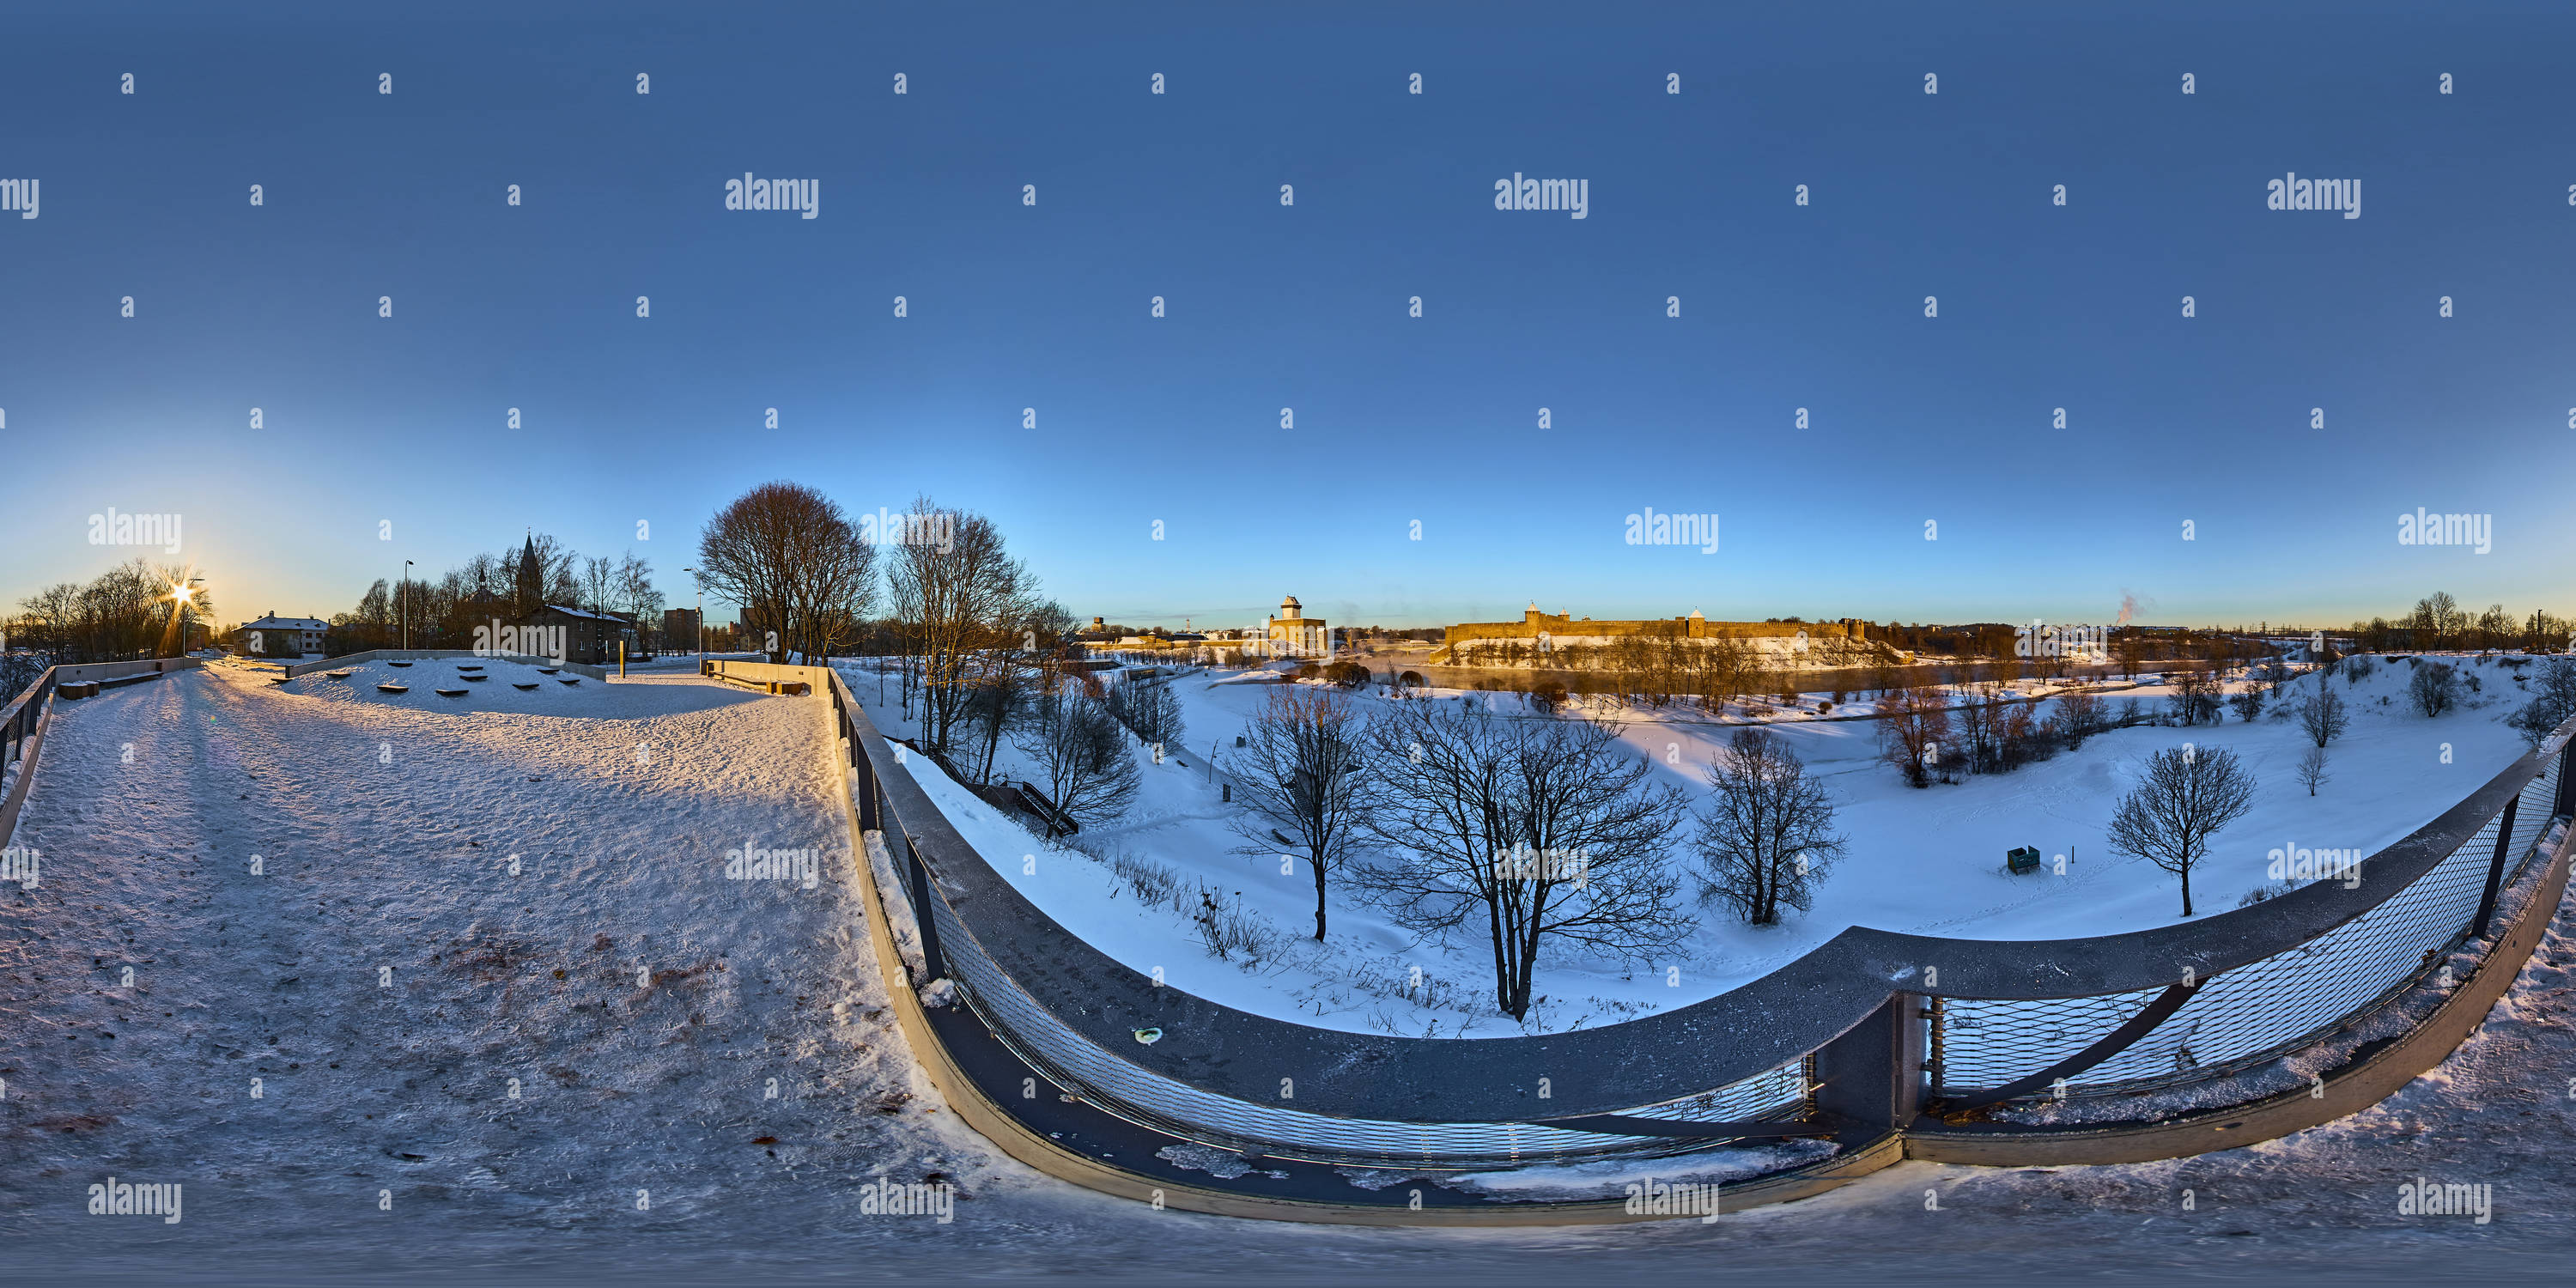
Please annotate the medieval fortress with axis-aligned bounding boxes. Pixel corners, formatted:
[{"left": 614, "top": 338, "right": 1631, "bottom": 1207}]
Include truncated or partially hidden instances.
[{"left": 1430, "top": 605, "right": 1906, "bottom": 668}]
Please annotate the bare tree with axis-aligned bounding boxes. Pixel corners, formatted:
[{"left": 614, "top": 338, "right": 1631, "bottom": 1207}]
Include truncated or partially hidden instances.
[
  {"left": 2295, "top": 744, "right": 2330, "bottom": 797},
  {"left": 615, "top": 553, "right": 664, "bottom": 652},
  {"left": 2509, "top": 658, "right": 2576, "bottom": 747},
  {"left": 1229, "top": 687, "right": 1372, "bottom": 939},
  {"left": 1012, "top": 686, "right": 1139, "bottom": 827},
  {"left": 1953, "top": 683, "right": 2008, "bottom": 775},
  {"left": 2052, "top": 690, "right": 2105, "bottom": 749},
  {"left": 2227, "top": 686, "right": 2264, "bottom": 723},
  {"left": 2300, "top": 681, "right": 2349, "bottom": 747},
  {"left": 696, "top": 481, "right": 879, "bottom": 666},
  {"left": 2106, "top": 745, "right": 2257, "bottom": 916},
  {"left": 1104, "top": 672, "right": 1187, "bottom": 754},
  {"left": 1877, "top": 682, "right": 1950, "bottom": 787},
  {"left": 2171, "top": 669, "right": 2221, "bottom": 726},
  {"left": 885, "top": 498, "right": 1027, "bottom": 758},
  {"left": 1358, "top": 701, "right": 1690, "bottom": 1020},
  {"left": 580, "top": 555, "right": 616, "bottom": 617},
  {"left": 1692, "top": 730, "right": 1846, "bottom": 925}
]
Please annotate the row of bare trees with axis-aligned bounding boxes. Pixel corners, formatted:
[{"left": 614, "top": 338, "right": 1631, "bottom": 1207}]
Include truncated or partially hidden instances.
[
  {"left": 7, "top": 558, "right": 210, "bottom": 696},
  {"left": 1223, "top": 688, "right": 1846, "bottom": 1019},
  {"left": 331, "top": 536, "right": 663, "bottom": 654},
  {"left": 2347, "top": 590, "right": 2573, "bottom": 653}
]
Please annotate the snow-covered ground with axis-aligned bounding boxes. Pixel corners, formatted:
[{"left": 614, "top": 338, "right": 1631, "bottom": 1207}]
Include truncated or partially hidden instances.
[
  {"left": 0, "top": 662, "right": 993, "bottom": 1268},
  {"left": 846, "top": 655, "right": 2541, "bottom": 1037},
  {"left": 2, "top": 657, "right": 2569, "bottom": 1284}
]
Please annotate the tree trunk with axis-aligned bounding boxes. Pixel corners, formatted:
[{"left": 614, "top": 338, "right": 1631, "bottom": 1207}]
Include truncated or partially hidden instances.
[{"left": 1311, "top": 856, "right": 1327, "bottom": 940}]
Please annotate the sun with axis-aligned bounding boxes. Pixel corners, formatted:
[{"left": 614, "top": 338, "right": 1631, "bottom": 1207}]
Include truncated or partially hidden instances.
[{"left": 168, "top": 580, "right": 195, "bottom": 606}]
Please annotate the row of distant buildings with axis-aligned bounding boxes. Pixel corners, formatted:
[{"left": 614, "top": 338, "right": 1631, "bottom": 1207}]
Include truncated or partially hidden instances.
[
  {"left": 1076, "top": 595, "right": 1336, "bottom": 661},
  {"left": 240, "top": 606, "right": 715, "bottom": 665}
]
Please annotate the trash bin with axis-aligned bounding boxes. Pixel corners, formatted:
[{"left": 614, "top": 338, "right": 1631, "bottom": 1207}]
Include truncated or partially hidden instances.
[{"left": 2007, "top": 846, "right": 2043, "bottom": 875}]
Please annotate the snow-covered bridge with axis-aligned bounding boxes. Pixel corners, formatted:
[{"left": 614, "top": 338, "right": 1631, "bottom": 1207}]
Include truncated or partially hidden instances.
[{"left": 0, "top": 658, "right": 994, "bottom": 1250}]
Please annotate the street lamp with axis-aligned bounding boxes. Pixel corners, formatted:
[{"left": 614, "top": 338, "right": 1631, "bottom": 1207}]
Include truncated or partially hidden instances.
[
  {"left": 401, "top": 559, "right": 413, "bottom": 651},
  {"left": 683, "top": 567, "right": 702, "bottom": 665}
]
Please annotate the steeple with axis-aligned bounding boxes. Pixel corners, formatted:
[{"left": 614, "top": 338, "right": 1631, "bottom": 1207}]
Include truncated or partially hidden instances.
[{"left": 514, "top": 530, "right": 544, "bottom": 618}]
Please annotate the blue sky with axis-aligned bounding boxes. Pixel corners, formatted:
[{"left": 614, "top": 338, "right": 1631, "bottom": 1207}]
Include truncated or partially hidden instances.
[{"left": 3, "top": 2, "right": 2572, "bottom": 634}]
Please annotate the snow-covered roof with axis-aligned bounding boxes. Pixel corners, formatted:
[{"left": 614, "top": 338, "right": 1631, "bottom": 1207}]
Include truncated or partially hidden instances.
[
  {"left": 246, "top": 615, "right": 327, "bottom": 630},
  {"left": 537, "top": 605, "right": 635, "bottom": 623}
]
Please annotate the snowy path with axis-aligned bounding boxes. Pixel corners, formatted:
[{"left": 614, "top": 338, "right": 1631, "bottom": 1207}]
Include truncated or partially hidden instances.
[
  {"left": 0, "top": 662, "right": 996, "bottom": 1261},
  {"left": 3, "top": 661, "right": 2569, "bottom": 1282}
]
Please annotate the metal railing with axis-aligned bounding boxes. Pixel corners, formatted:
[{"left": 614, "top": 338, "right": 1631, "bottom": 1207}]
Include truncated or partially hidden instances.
[
  {"left": 3, "top": 657, "right": 204, "bottom": 848},
  {"left": 1936, "top": 751, "right": 2565, "bottom": 1103},
  {"left": 828, "top": 665, "right": 2573, "bottom": 1172}
]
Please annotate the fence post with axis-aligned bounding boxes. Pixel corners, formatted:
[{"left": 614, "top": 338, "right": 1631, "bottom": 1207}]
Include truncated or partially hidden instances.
[
  {"left": 855, "top": 745, "right": 880, "bottom": 834},
  {"left": 1810, "top": 992, "right": 1926, "bottom": 1131},
  {"left": 907, "top": 841, "right": 945, "bottom": 979},
  {"left": 2471, "top": 795, "right": 2522, "bottom": 941}
]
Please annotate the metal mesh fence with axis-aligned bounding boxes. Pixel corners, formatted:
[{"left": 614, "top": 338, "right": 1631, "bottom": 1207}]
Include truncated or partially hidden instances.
[
  {"left": 917, "top": 876, "right": 1809, "bottom": 1170},
  {"left": 1941, "top": 750, "right": 2564, "bottom": 1099},
  {"left": 845, "top": 664, "right": 2570, "bottom": 1151}
]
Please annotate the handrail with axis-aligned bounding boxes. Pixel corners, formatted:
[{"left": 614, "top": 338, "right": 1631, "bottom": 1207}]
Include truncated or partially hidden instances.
[
  {"left": 844, "top": 665, "right": 2575, "bottom": 1122},
  {"left": 3, "top": 657, "right": 203, "bottom": 848}
]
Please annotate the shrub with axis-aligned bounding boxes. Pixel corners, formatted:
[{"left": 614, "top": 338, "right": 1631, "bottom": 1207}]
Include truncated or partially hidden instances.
[
  {"left": 1106, "top": 850, "right": 1185, "bottom": 910},
  {"left": 2409, "top": 660, "right": 2462, "bottom": 717},
  {"left": 2236, "top": 879, "right": 2299, "bottom": 908},
  {"left": 1191, "top": 889, "right": 1285, "bottom": 963}
]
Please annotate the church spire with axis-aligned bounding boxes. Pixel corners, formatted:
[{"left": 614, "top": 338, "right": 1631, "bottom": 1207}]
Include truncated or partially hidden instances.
[{"left": 515, "top": 531, "right": 544, "bottom": 617}]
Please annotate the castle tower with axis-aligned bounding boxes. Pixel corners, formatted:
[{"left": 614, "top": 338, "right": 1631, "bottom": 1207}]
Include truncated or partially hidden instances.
[{"left": 1265, "top": 594, "right": 1326, "bottom": 657}]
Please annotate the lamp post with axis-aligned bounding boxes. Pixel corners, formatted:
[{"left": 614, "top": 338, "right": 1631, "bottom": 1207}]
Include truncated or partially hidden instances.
[
  {"left": 401, "top": 560, "right": 413, "bottom": 651},
  {"left": 683, "top": 567, "right": 702, "bottom": 665}
]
